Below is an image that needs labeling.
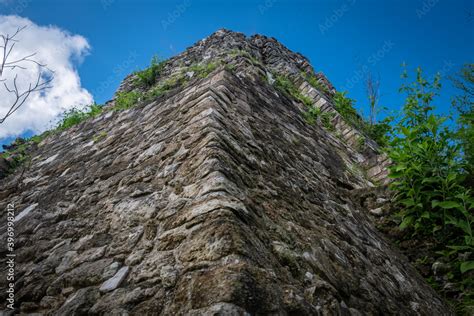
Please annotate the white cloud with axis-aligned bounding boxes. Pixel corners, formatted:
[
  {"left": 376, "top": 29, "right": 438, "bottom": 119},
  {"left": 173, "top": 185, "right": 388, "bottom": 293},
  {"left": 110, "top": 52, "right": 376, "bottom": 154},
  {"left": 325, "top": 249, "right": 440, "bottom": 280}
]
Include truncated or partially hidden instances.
[{"left": 0, "top": 15, "right": 93, "bottom": 139}]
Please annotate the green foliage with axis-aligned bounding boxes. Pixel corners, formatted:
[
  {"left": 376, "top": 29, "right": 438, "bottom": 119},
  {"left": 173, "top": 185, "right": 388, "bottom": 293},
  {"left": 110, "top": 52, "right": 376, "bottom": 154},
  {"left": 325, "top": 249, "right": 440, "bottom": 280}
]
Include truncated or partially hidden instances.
[
  {"left": 1, "top": 143, "right": 27, "bottom": 167},
  {"left": 88, "top": 104, "right": 103, "bottom": 117},
  {"left": 119, "top": 61, "right": 219, "bottom": 109},
  {"left": 275, "top": 74, "right": 390, "bottom": 143},
  {"left": 302, "top": 71, "right": 330, "bottom": 95},
  {"left": 27, "top": 132, "right": 49, "bottom": 145},
  {"left": 452, "top": 64, "right": 474, "bottom": 177},
  {"left": 229, "top": 49, "right": 261, "bottom": 65},
  {"left": 304, "top": 106, "right": 335, "bottom": 131},
  {"left": 189, "top": 62, "right": 219, "bottom": 78},
  {"left": 388, "top": 67, "right": 473, "bottom": 311},
  {"left": 333, "top": 91, "right": 392, "bottom": 147},
  {"left": 365, "top": 117, "right": 393, "bottom": 147},
  {"left": 225, "top": 63, "right": 236, "bottom": 73},
  {"left": 56, "top": 108, "right": 88, "bottom": 130},
  {"left": 114, "top": 91, "right": 142, "bottom": 110},
  {"left": 57, "top": 103, "right": 103, "bottom": 130},
  {"left": 356, "top": 136, "right": 366, "bottom": 151},
  {"left": 389, "top": 68, "right": 466, "bottom": 237},
  {"left": 135, "top": 55, "right": 166, "bottom": 88},
  {"left": 274, "top": 74, "right": 312, "bottom": 107},
  {"left": 93, "top": 131, "right": 107, "bottom": 142},
  {"left": 333, "top": 91, "right": 364, "bottom": 129},
  {"left": 1, "top": 104, "right": 103, "bottom": 174},
  {"left": 144, "top": 72, "right": 188, "bottom": 100}
]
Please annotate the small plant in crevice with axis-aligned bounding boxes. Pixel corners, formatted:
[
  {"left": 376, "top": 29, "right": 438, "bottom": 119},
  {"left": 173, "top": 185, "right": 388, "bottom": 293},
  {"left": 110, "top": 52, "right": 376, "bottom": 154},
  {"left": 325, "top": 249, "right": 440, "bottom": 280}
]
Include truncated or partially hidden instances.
[
  {"left": 355, "top": 136, "right": 366, "bottom": 151},
  {"left": 225, "top": 63, "right": 237, "bottom": 73},
  {"left": 114, "top": 91, "right": 142, "bottom": 110},
  {"left": 0, "top": 142, "right": 28, "bottom": 169},
  {"left": 302, "top": 71, "right": 331, "bottom": 96},
  {"left": 273, "top": 74, "right": 312, "bottom": 107},
  {"left": 134, "top": 55, "right": 166, "bottom": 88},
  {"left": 229, "top": 49, "right": 261, "bottom": 66},
  {"left": 144, "top": 73, "right": 186, "bottom": 101},
  {"left": 189, "top": 62, "right": 219, "bottom": 78},
  {"left": 93, "top": 131, "right": 108, "bottom": 143},
  {"left": 333, "top": 91, "right": 392, "bottom": 147},
  {"left": 56, "top": 103, "right": 104, "bottom": 131},
  {"left": 304, "top": 106, "right": 335, "bottom": 131}
]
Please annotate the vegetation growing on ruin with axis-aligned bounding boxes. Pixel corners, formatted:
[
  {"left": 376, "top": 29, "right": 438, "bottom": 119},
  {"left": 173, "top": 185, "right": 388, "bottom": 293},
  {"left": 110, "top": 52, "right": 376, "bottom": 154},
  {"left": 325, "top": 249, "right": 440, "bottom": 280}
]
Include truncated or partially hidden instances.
[
  {"left": 272, "top": 65, "right": 473, "bottom": 312},
  {"left": 274, "top": 74, "right": 312, "bottom": 107},
  {"left": 114, "top": 91, "right": 141, "bottom": 110},
  {"left": 134, "top": 55, "right": 167, "bottom": 88},
  {"left": 386, "top": 66, "right": 473, "bottom": 314},
  {"left": 302, "top": 71, "right": 331, "bottom": 96},
  {"left": 274, "top": 72, "right": 392, "bottom": 146},
  {"left": 229, "top": 49, "right": 261, "bottom": 66},
  {"left": 118, "top": 60, "right": 219, "bottom": 109},
  {"left": 303, "top": 106, "right": 335, "bottom": 131},
  {"left": 332, "top": 91, "right": 392, "bottom": 147},
  {"left": 56, "top": 104, "right": 103, "bottom": 130},
  {"left": 189, "top": 62, "right": 219, "bottom": 78}
]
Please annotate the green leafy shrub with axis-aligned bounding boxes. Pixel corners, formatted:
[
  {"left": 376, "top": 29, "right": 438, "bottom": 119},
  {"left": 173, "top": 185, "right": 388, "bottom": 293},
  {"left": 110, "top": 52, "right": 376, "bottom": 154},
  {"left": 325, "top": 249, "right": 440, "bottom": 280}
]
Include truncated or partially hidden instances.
[
  {"left": 387, "top": 67, "right": 473, "bottom": 311},
  {"left": 122, "top": 61, "right": 218, "bottom": 107},
  {"left": 57, "top": 108, "right": 88, "bottom": 130},
  {"left": 333, "top": 91, "right": 364, "bottom": 128},
  {"left": 365, "top": 117, "right": 393, "bottom": 147},
  {"left": 135, "top": 55, "right": 166, "bottom": 88},
  {"left": 0, "top": 142, "right": 28, "bottom": 168},
  {"left": 452, "top": 63, "right": 474, "bottom": 180},
  {"left": 28, "top": 134, "right": 47, "bottom": 144},
  {"left": 189, "top": 62, "right": 219, "bottom": 78},
  {"left": 114, "top": 91, "right": 142, "bottom": 110},
  {"left": 389, "top": 68, "right": 464, "bottom": 235},
  {"left": 57, "top": 104, "right": 103, "bottom": 130},
  {"left": 302, "top": 71, "right": 331, "bottom": 95},
  {"left": 356, "top": 136, "right": 366, "bottom": 151},
  {"left": 333, "top": 91, "right": 392, "bottom": 147},
  {"left": 274, "top": 74, "right": 312, "bottom": 107},
  {"left": 304, "top": 106, "right": 335, "bottom": 131},
  {"left": 144, "top": 72, "right": 187, "bottom": 101},
  {"left": 229, "top": 49, "right": 261, "bottom": 65}
]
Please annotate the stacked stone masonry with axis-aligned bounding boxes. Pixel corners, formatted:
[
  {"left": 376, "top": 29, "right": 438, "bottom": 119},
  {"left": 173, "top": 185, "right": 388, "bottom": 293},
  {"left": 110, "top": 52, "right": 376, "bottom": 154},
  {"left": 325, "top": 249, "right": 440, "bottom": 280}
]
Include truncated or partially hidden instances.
[{"left": 0, "top": 30, "right": 448, "bottom": 315}]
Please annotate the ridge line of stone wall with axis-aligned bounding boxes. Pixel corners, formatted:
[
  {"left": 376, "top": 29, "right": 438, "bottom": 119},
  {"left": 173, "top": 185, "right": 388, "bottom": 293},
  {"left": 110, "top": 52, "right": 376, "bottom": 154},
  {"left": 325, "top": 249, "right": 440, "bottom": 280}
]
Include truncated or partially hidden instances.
[{"left": 294, "top": 78, "right": 391, "bottom": 184}]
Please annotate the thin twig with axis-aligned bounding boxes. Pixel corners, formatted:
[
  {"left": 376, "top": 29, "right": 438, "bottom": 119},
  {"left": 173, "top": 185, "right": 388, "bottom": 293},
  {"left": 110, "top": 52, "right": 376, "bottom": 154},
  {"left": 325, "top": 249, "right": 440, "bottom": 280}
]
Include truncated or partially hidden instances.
[{"left": 0, "top": 25, "right": 54, "bottom": 124}]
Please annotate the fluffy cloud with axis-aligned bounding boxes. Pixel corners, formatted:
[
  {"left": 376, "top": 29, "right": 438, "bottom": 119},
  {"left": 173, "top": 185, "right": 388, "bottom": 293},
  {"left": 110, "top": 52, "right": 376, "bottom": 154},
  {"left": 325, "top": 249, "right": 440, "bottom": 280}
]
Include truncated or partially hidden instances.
[{"left": 0, "top": 15, "right": 93, "bottom": 139}]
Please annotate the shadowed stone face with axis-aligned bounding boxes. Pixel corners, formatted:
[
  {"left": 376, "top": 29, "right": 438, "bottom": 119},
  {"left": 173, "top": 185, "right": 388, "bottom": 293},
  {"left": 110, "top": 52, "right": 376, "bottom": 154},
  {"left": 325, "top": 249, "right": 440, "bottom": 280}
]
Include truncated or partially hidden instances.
[{"left": 0, "top": 30, "right": 451, "bottom": 315}]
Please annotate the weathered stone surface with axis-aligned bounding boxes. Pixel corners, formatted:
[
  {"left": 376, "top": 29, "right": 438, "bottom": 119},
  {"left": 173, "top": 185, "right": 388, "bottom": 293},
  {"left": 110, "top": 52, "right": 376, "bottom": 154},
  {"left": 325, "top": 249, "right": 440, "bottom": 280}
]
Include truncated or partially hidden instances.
[
  {"left": 100, "top": 266, "right": 129, "bottom": 293},
  {"left": 0, "top": 30, "right": 451, "bottom": 314}
]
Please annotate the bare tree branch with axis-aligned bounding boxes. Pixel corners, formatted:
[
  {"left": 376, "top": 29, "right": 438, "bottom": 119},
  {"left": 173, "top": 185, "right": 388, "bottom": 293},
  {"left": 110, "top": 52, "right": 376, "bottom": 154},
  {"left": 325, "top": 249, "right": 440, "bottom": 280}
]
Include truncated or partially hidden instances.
[
  {"left": 366, "top": 72, "right": 380, "bottom": 126},
  {"left": 0, "top": 25, "right": 53, "bottom": 124}
]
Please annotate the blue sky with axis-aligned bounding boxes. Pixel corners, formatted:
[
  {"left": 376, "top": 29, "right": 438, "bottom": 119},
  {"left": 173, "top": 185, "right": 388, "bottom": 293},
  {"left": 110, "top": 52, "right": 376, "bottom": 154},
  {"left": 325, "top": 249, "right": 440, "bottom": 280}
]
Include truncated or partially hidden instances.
[{"left": 0, "top": 0, "right": 473, "bottom": 146}]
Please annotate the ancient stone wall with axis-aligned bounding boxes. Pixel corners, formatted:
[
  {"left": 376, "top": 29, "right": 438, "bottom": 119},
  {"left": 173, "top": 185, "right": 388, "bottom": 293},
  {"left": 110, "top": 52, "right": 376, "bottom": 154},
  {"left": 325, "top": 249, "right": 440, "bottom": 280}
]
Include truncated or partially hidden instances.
[{"left": 0, "top": 30, "right": 449, "bottom": 315}]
